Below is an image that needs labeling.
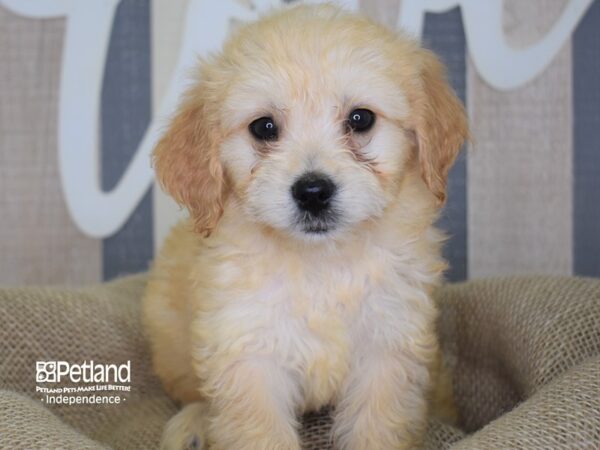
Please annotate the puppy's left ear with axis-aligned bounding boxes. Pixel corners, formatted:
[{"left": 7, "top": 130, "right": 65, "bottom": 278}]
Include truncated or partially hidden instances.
[
  {"left": 153, "top": 80, "right": 227, "bottom": 237},
  {"left": 414, "top": 49, "right": 469, "bottom": 205}
]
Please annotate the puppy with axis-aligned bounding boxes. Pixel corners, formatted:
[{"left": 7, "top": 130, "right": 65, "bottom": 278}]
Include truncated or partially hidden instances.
[{"left": 143, "top": 4, "right": 467, "bottom": 450}]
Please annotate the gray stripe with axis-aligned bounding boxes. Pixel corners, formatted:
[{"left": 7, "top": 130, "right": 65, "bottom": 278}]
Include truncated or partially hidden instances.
[
  {"left": 422, "top": 7, "right": 468, "bottom": 282},
  {"left": 101, "top": 0, "right": 153, "bottom": 280},
  {"left": 573, "top": 0, "right": 600, "bottom": 277}
]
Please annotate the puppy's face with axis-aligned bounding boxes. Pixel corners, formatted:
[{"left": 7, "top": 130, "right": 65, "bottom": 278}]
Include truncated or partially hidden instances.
[
  {"left": 154, "top": 5, "right": 467, "bottom": 240},
  {"left": 220, "top": 31, "right": 412, "bottom": 240}
]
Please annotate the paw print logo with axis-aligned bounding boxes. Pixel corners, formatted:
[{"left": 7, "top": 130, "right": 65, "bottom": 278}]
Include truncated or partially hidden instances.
[{"left": 36, "top": 361, "right": 57, "bottom": 383}]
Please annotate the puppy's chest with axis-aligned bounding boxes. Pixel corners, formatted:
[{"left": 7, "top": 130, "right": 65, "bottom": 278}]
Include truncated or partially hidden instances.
[
  {"left": 254, "top": 267, "right": 368, "bottom": 408},
  {"left": 214, "top": 251, "right": 411, "bottom": 409}
]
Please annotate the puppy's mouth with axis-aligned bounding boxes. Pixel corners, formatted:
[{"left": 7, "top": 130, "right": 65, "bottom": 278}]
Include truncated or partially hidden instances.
[
  {"left": 296, "top": 212, "right": 339, "bottom": 235},
  {"left": 303, "top": 223, "right": 331, "bottom": 234}
]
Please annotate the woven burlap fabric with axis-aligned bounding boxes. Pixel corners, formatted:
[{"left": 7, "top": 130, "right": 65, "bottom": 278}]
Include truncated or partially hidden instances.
[
  {"left": 0, "top": 275, "right": 598, "bottom": 449},
  {"left": 0, "top": 276, "right": 177, "bottom": 449}
]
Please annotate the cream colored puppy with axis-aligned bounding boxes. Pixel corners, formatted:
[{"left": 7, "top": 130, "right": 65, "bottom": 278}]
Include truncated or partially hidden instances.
[{"left": 143, "top": 4, "right": 467, "bottom": 450}]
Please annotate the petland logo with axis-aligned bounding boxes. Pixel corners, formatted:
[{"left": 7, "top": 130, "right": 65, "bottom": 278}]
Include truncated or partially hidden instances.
[
  {"left": 36, "top": 361, "right": 131, "bottom": 406},
  {"left": 36, "top": 360, "right": 131, "bottom": 384}
]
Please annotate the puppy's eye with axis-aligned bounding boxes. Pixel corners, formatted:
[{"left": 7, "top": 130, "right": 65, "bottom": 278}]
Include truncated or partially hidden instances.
[
  {"left": 249, "top": 117, "right": 278, "bottom": 141},
  {"left": 347, "top": 109, "right": 375, "bottom": 133}
]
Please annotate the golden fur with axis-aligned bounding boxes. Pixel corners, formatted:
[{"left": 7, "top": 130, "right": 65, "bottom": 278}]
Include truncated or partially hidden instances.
[{"left": 143, "top": 4, "right": 467, "bottom": 449}]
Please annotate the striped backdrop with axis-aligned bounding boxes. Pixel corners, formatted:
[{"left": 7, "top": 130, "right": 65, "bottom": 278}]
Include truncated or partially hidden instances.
[{"left": 0, "top": 0, "right": 598, "bottom": 285}]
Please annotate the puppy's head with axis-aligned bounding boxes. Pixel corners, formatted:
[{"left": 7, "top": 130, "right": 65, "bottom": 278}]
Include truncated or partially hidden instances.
[{"left": 154, "top": 5, "right": 468, "bottom": 240}]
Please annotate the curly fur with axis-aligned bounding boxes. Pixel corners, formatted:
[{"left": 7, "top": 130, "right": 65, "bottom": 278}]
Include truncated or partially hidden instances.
[{"left": 143, "top": 4, "right": 467, "bottom": 449}]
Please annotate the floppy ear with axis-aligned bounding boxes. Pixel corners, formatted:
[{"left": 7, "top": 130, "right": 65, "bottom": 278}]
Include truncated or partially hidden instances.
[
  {"left": 153, "top": 85, "right": 226, "bottom": 236},
  {"left": 414, "top": 50, "right": 468, "bottom": 205}
]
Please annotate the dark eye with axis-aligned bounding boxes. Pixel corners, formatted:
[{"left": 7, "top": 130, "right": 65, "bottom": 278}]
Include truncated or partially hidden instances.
[
  {"left": 249, "top": 116, "right": 278, "bottom": 141},
  {"left": 347, "top": 108, "right": 375, "bottom": 133}
]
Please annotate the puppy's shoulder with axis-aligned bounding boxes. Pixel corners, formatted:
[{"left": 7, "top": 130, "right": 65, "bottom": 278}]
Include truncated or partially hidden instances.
[{"left": 156, "top": 218, "right": 203, "bottom": 267}]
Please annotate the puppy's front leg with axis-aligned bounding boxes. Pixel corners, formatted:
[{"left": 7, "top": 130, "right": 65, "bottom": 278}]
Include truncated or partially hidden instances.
[
  {"left": 332, "top": 344, "right": 435, "bottom": 450},
  {"left": 205, "top": 358, "right": 302, "bottom": 450}
]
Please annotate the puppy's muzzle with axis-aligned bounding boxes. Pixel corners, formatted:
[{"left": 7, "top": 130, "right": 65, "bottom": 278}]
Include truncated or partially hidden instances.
[{"left": 291, "top": 172, "right": 336, "bottom": 216}]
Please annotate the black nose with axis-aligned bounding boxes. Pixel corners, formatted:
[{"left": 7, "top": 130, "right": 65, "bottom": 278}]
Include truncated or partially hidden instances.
[{"left": 291, "top": 172, "right": 336, "bottom": 215}]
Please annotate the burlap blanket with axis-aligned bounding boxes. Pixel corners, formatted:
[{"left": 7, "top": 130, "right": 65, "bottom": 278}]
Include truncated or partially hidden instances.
[{"left": 0, "top": 275, "right": 598, "bottom": 449}]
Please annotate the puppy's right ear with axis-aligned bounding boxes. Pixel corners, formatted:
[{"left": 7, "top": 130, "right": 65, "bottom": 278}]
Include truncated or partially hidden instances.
[
  {"left": 153, "top": 85, "right": 226, "bottom": 237},
  {"left": 413, "top": 49, "right": 468, "bottom": 205}
]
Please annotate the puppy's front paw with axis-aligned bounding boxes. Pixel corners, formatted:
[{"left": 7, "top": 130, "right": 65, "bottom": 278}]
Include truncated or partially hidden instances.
[{"left": 161, "top": 402, "right": 209, "bottom": 450}]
